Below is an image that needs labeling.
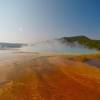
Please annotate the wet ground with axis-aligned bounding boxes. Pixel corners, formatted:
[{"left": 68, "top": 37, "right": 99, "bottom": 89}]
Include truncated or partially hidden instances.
[
  {"left": 85, "top": 59, "right": 100, "bottom": 68},
  {"left": 0, "top": 53, "right": 100, "bottom": 100}
]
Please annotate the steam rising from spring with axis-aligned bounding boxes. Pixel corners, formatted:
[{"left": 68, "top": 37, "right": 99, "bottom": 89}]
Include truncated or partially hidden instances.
[{"left": 20, "top": 39, "right": 97, "bottom": 54}]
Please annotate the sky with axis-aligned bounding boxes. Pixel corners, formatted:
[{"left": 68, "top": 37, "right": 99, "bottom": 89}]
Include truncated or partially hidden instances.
[{"left": 0, "top": 0, "right": 100, "bottom": 43}]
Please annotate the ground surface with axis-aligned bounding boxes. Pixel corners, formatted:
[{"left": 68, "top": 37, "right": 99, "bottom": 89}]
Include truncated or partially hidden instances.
[{"left": 0, "top": 53, "right": 100, "bottom": 100}]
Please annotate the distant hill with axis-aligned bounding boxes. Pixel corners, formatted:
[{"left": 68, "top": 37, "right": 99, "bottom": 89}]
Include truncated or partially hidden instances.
[
  {"left": 0, "top": 42, "right": 27, "bottom": 49},
  {"left": 58, "top": 36, "right": 100, "bottom": 50}
]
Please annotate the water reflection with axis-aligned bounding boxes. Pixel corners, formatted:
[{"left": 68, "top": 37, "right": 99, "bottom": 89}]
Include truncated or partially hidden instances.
[{"left": 20, "top": 42, "right": 98, "bottom": 54}]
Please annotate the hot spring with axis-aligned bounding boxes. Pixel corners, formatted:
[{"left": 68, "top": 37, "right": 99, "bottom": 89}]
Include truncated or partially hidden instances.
[{"left": 20, "top": 41, "right": 99, "bottom": 54}]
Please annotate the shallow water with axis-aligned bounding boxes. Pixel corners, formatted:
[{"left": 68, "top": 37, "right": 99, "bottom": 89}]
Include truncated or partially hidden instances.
[
  {"left": 0, "top": 41, "right": 99, "bottom": 61},
  {"left": 20, "top": 42, "right": 98, "bottom": 54},
  {"left": 85, "top": 59, "right": 100, "bottom": 68},
  {"left": 0, "top": 50, "right": 15, "bottom": 60}
]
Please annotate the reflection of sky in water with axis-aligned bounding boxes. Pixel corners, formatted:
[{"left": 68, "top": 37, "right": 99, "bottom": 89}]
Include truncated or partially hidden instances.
[
  {"left": 20, "top": 42, "right": 98, "bottom": 54},
  {"left": 0, "top": 41, "right": 98, "bottom": 61},
  {"left": 0, "top": 50, "right": 15, "bottom": 60}
]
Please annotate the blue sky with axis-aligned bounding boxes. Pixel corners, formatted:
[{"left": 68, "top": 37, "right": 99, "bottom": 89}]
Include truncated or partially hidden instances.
[{"left": 0, "top": 0, "right": 100, "bottom": 43}]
